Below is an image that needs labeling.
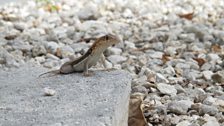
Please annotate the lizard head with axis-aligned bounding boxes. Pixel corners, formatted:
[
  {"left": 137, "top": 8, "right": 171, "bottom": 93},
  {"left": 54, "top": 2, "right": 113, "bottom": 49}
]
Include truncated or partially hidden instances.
[{"left": 101, "top": 34, "right": 121, "bottom": 46}]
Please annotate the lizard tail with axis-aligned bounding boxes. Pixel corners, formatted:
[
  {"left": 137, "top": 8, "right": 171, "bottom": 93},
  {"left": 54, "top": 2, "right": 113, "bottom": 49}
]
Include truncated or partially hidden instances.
[{"left": 38, "top": 70, "right": 60, "bottom": 78}]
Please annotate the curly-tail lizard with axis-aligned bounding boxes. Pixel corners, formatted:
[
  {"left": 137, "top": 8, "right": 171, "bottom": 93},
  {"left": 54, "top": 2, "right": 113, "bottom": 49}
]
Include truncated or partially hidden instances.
[{"left": 39, "top": 34, "right": 121, "bottom": 77}]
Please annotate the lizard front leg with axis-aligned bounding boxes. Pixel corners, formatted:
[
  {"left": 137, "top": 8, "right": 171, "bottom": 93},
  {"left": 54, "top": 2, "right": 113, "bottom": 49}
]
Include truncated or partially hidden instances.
[
  {"left": 100, "top": 54, "right": 116, "bottom": 71},
  {"left": 83, "top": 59, "right": 94, "bottom": 76}
]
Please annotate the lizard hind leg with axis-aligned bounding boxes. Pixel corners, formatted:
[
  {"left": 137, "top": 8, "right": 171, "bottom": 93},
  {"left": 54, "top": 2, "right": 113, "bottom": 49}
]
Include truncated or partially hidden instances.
[{"left": 60, "top": 64, "right": 74, "bottom": 74}]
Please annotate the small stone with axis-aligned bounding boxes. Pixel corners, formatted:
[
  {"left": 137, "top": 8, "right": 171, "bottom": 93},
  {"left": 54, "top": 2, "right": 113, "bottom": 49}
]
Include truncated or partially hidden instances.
[
  {"left": 147, "top": 51, "right": 163, "bottom": 59},
  {"left": 201, "top": 63, "right": 212, "bottom": 70},
  {"left": 46, "top": 53, "right": 60, "bottom": 60},
  {"left": 203, "top": 96, "right": 216, "bottom": 105},
  {"left": 165, "top": 47, "right": 177, "bottom": 56},
  {"left": 211, "top": 70, "right": 224, "bottom": 83},
  {"left": 156, "top": 73, "right": 169, "bottom": 83},
  {"left": 168, "top": 100, "right": 193, "bottom": 115},
  {"left": 199, "top": 104, "right": 219, "bottom": 116},
  {"left": 45, "top": 41, "right": 59, "bottom": 54},
  {"left": 43, "top": 61, "right": 59, "bottom": 68},
  {"left": 202, "top": 71, "right": 213, "bottom": 80},
  {"left": 174, "top": 84, "right": 185, "bottom": 94},
  {"left": 58, "top": 45, "right": 74, "bottom": 58},
  {"left": 4, "top": 29, "right": 20, "bottom": 40},
  {"left": 53, "top": 26, "right": 68, "bottom": 39},
  {"left": 122, "top": 9, "right": 134, "bottom": 18},
  {"left": 77, "top": 2, "right": 98, "bottom": 20},
  {"left": 14, "top": 22, "right": 26, "bottom": 32},
  {"left": 32, "top": 45, "right": 47, "bottom": 57},
  {"left": 35, "top": 56, "right": 45, "bottom": 63},
  {"left": 176, "top": 120, "right": 191, "bottom": 126},
  {"left": 157, "top": 83, "right": 177, "bottom": 96},
  {"left": 44, "top": 88, "right": 56, "bottom": 96},
  {"left": 107, "top": 55, "right": 127, "bottom": 64},
  {"left": 184, "top": 24, "right": 208, "bottom": 40},
  {"left": 105, "top": 47, "right": 122, "bottom": 55},
  {"left": 124, "top": 41, "right": 136, "bottom": 49},
  {"left": 152, "top": 42, "right": 164, "bottom": 51},
  {"left": 202, "top": 115, "right": 220, "bottom": 126},
  {"left": 162, "top": 65, "right": 176, "bottom": 76},
  {"left": 207, "top": 53, "right": 220, "bottom": 62},
  {"left": 70, "top": 42, "right": 89, "bottom": 53},
  {"left": 132, "top": 85, "right": 148, "bottom": 94}
]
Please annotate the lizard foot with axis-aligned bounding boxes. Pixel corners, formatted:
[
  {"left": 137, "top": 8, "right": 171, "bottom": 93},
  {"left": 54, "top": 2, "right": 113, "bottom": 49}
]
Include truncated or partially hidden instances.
[{"left": 83, "top": 71, "right": 94, "bottom": 77}]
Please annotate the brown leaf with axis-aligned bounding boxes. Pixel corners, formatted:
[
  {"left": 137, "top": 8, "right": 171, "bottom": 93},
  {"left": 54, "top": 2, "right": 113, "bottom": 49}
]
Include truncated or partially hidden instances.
[
  {"left": 178, "top": 12, "right": 194, "bottom": 20},
  {"left": 56, "top": 48, "right": 62, "bottom": 58},
  {"left": 128, "top": 94, "right": 147, "bottom": 126},
  {"left": 44, "top": 4, "right": 61, "bottom": 12},
  {"left": 147, "top": 74, "right": 156, "bottom": 83},
  {"left": 211, "top": 44, "right": 221, "bottom": 53},
  {"left": 162, "top": 54, "right": 171, "bottom": 64},
  {"left": 193, "top": 58, "right": 206, "bottom": 67}
]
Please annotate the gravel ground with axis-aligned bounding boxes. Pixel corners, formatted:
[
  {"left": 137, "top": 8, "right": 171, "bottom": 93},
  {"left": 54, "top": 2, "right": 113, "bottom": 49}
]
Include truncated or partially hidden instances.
[{"left": 0, "top": 0, "right": 224, "bottom": 125}]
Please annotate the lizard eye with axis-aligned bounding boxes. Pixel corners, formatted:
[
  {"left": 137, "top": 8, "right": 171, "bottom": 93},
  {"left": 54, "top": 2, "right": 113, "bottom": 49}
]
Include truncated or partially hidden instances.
[{"left": 105, "top": 35, "right": 109, "bottom": 41}]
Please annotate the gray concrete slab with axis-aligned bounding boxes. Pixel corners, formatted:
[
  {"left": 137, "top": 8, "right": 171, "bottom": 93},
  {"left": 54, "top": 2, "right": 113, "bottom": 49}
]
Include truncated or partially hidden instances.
[{"left": 0, "top": 64, "right": 131, "bottom": 126}]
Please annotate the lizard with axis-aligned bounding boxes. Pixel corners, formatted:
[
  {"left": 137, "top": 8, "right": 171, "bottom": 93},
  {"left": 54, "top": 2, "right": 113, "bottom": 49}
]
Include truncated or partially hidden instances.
[{"left": 39, "top": 34, "right": 121, "bottom": 77}]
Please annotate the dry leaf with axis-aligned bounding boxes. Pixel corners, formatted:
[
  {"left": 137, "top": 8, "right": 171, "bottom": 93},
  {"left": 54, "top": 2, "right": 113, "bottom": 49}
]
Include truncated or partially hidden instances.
[
  {"left": 56, "top": 48, "right": 62, "bottom": 58},
  {"left": 193, "top": 58, "right": 206, "bottom": 67},
  {"left": 128, "top": 94, "right": 148, "bottom": 126},
  {"left": 211, "top": 44, "right": 221, "bottom": 53},
  {"left": 44, "top": 4, "right": 61, "bottom": 12},
  {"left": 162, "top": 54, "right": 171, "bottom": 64},
  {"left": 147, "top": 74, "right": 156, "bottom": 83},
  {"left": 178, "top": 12, "right": 194, "bottom": 20}
]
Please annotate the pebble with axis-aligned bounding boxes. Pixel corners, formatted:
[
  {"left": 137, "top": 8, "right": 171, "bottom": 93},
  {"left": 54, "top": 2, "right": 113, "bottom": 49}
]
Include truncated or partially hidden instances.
[
  {"left": 58, "top": 45, "right": 74, "bottom": 58},
  {"left": 32, "top": 45, "right": 47, "bottom": 57},
  {"left": 168, "top": 100, "right": 193, "bottom": 115},
  {"left": 157, "top": 83, "right": 177, "bottom": 96},
  {"left": 176, "top": 120, "right": 191, "bottom": 126},
  {"left": 199, "top": 104, "right": 219, "bottom": 116},
  {"left": 202, "top": 115, "right": 220, "bottom": 126},
  {"left": 202, "top": 71, "right": 213, "bottom": 80},
  {"left": 105, "top": 47, "right": 122, "bottom": 55},
  {"left": 45, "top": 42, "right": 59, "bottom": 54},
  {"left": 107, "top": 55, "right": 127, "bottom": 64},
  {"left": 211, "top": 70, "right": 224, "bottom": 83},
  {"left": 44, "top": 87, "right": 56, "bottom": 96}
]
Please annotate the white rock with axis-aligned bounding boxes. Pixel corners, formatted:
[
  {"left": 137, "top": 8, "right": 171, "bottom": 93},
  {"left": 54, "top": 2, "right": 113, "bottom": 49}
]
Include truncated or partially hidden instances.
[
  {"left": 44, "top": 88, "right": 56, "bottom": 96},
  {"left": 162, "top": 65, "right": 176, "bottom": 76},
  {"left": 203, "top": 96, "right": 216, "bottom": 105},
  {"left": 77, "top": 2, "right": 98, "bottom": 20},
  {"left": 157, "top": 83, "right": 177, "bottom": 96},
  {"left": 165, "top": 46, "right": 177, "bottom": 56},
  {"left": 148, "top": 51, "right": 164, "bottom": 59},
  {"left": 106, "top": 47, "right": 122, "bottom": 55},
  {"left": 32, "top": 45, "right": 47, "bottom": 57},
  {"left": 202, "top": 71, "right": 213, "bottom": 80},
  {"left": 211, "top": 70, "right": 224, "bottom": 83},
  {"left": 207, "top": 53, "right": 220, "bottom": 62},
  {"left": 168, "top": 100, "right": 193, "bottom": 115},
  {"left": 156, "top": 73, "right": 169, "bottom": 83},
  {"left": 176, "top": 120, "right": 191, "bottom": 126},
  {"left": 124, "top": 41, "right": 136, "bottom": 49},
  {"left": 107, "top": 55, "right": 127, "bottom": 64},
  {"left": 46, "top": 42, "right": 59, "bottom": 54},
  {"left": 202, "top": 115, "right": 220, "bottom": 126},
  {"left": 60, "top": 45, "right": 74, "bottom": 58}
]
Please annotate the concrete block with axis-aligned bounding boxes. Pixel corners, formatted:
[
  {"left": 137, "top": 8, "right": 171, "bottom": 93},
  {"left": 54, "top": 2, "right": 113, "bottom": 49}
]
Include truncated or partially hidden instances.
[{"left": 0, "top": 64, "right": 131, "bottom": 126}]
